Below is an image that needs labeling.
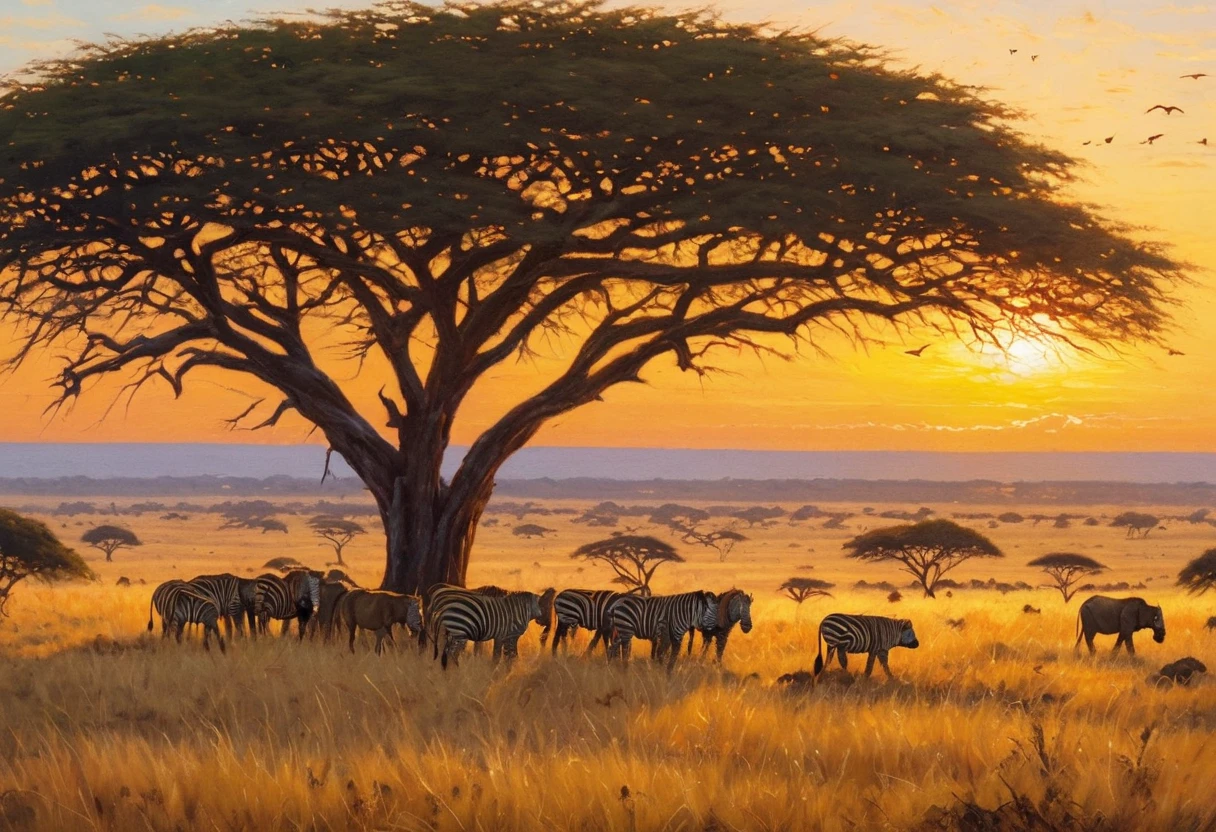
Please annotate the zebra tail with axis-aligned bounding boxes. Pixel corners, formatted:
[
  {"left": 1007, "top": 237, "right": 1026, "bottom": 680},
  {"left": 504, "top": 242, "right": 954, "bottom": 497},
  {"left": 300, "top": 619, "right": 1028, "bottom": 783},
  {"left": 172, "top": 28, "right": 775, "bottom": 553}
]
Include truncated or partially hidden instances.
[
  {"left": 147, "top": 596, "right": 155, "bottom": 632},
  {"left": 813, "top": 620, "right": 825, "bottom": 676}
]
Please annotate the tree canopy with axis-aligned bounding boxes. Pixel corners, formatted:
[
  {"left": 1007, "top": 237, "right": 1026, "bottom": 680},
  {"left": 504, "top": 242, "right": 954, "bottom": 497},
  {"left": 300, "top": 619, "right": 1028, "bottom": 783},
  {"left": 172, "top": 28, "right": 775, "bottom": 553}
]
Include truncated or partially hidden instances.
[
  {"left": 0, "top": 509, "right": 95, "bottom": 616},
  {"left": 779, "top": 577, "right": 834, "bottom": 604},
  {"left": 1111, "top": 512, "right": 1159, "bottom": 538},
  {"left": 308, "top": 515, "right": 366, "bottom": 564},
  {"left": 0, "top": 0, "right": 1183, "bottom": 593},
  {"left": 571, "top": 533, "right": 682, "bottom": 594},
  {"left": 843, "top": 518, "right": 1002, "bottom": 598},
  {"left": 1027, "top": 552, "right": 1106, "bottom": 603},
  {"left": 80, "top": 524, "right": 142, "bottom": 561},
  {"left": 1177, "top": 548, "right": 1216, "bottom": 595}
]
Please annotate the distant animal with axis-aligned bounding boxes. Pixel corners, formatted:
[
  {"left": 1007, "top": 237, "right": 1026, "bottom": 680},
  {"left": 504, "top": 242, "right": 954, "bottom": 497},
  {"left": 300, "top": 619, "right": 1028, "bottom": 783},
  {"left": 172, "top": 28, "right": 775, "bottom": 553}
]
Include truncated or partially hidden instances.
[
  {"left": 1142, "top": 134, "right": 1165, "bottom": 145},
  {"left": 687, "top": 589, "right": 754, "bottom": 662},
  {"left": 1104, "top": 135, "right": 1114, "bottom": 144},
  {"left": 1168, "top": 348, "right": 1186, "bottom": 356},
  {"left": 323, "top": 569, "right": 356, "bottom": 585},
  {"left": 429, "top": 586, "right": 555, "bottom": 669},
  {"left": 166, "top": 588, "right": 227, "bottom": 652},
  {"left": 116, "top": 576, "right": 130, "bottom": 587},
  {"left": 546, "top": 589, "right": 625, "bottom": 655},
  {"left": 607, "top": 591, "right": 717, "bottom": 671},
  {"left": 1023, "top": 604, "right": 1042, "bottom": 615},
  {"left": 1180, "top": 73, "right": 1208, "bottom": 80},
  {"left": 946, "top": 617, "right": 966, "bottom": 630},
  {"left": 1205, "top": 616, "right": 1216, "bottom": 631},
  {"left": 147, "top": 579, "right": 189, "bottom": 637},
  {"left": 1153, "top": 657, "right": 1206, "bottom": 686},
  {"left": 253, "top": 571, "right": 321, "bottom": 639},
  {"left": 1145, "top": 105, "right": 1184, "bottom": 115},
  {"left": 814, "top": 614, "right": 919, "bottom": 679},
  {"left": 337, "top": 589, "right": 423, "bottom": 655},
  {"left": 1075, "top": 595, "right": 1165, "bottom": 656},
  {"left": 1200, "top": 139, "right": 1209, "bottom": 146},
  {"left": 904, "top": 344, "right": 930, "bottom": 357}
]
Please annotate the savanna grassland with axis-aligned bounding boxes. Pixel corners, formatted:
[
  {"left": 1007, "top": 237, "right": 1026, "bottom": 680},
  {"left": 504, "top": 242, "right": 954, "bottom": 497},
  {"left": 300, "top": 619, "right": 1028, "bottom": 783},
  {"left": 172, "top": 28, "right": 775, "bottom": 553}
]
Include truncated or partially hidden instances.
[{"left": 2, "top": 497, "right": 1215, "bottom": 832}]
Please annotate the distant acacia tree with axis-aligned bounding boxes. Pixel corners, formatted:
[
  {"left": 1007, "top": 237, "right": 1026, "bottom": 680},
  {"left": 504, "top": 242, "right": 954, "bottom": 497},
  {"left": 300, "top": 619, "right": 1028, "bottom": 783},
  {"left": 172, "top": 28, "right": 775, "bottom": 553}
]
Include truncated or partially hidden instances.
[
  {"left": 1177, "top": 548, "right": 1216, "bottom": 594},
  {"left": 571, "top": 535, "right": 683, "bottom": 596},
  {"left": 732, "top": 506, "right": 787, "bottom": 528},
  {"left": 843, "top": 519, "right": 1003, "bottom": 598},
  {"left": 308, "top": 515, "right": 366, "bottom": 565},
  {"left": 1111, "top": 512, "right": 1159, "bottom": 538},
  {"left": 1, "top": 509, "right": 95, "bottom": 617},
  {"left": 779, "top": 578, "right": 834, "bottom": 616},
  {"left": 80, "top": 525, "right": 142, "bottom": 562},
  {"left": 512, "top": 523, "right": 555, "bottom": 540},
  {"left": 0, "top": 2, "right": 1182, "bottom": 593},
  {"left": 1027, "top": 552, "right": 1107, "bottom": 602}
]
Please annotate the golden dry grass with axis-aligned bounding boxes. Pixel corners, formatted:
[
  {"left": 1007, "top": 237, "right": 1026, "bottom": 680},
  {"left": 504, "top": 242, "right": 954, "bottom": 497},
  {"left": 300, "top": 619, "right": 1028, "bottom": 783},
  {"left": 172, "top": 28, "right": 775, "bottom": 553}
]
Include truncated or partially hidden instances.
[{"left": 1, "top": 498, "right": 1214, "bottom": 831}]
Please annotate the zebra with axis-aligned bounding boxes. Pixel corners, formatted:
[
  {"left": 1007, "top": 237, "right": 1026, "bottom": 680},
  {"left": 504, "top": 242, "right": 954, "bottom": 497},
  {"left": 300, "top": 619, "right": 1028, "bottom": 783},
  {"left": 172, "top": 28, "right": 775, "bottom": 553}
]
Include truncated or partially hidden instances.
[
  {"left": 608, "top": 591, "right": 717, "bottom": 671},
  {"left": 429, "top": 587, "right": 556, "bottom": 669},
  {"left": 813, "top": 614, "right": 919, "bottom": 679},
  {"left": 147, "top": 579, "right": 188, "bottom": 637},
  {"left": 187, "top": 573, "right": 245, "bottom": 637},
  {"left": 424, "top": 584, "right": 510, "bottom": 654},
  {"left": 166, "top": 587, "right": 227, "bottom": 652},
  {"left": 253, "top": 571, "right": 320, "bottom": 639},
  {"left": 686, "top": 589, "right": 753, "bottom": 662},
  {"left": 546, "top": 589, "right": 624, "bottom": 655}
]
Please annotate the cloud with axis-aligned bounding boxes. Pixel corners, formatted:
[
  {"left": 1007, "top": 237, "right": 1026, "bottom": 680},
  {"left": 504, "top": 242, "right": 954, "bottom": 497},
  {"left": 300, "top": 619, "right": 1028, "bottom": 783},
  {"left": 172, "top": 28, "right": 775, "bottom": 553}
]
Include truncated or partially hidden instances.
[
  {"left": 21, "top": 0, "right": 53, "bottom": 6},
  {"left": 0, "top": 11, "right": 82, "bottom": 31},
  {"left": 113, "top": 4, "right": 193, "bottom": 22}
]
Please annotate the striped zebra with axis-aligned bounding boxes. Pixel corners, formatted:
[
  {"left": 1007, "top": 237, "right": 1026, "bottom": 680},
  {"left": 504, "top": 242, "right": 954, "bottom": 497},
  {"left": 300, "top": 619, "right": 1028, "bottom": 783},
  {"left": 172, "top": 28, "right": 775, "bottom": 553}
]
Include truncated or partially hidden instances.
[
  {"left": 147, "top": 579, "right": 188, "bottom": 637},
  {"left": 253, "top": 570, "right": 321, "bottom": 639},
  {"left": 546, "top": 589, "right": 624, "bottom": 655},
  {"left": 813, "top": 614, "right": 919, "bottom": 679},
  {"left": 429, "top": 587, "right": 556, "bottom": 669},
  {"left": 188, "top": 573, "right": 244, "bottom": 637},
  {"left": 424, "top": 584, "right": 510, "bottom": 654},
  {"left": 608, "top": 591, "right": 716, "bottom": 671},
  {"left": 166, "top": 587, "right": 227, "bottom": 652},
  {"left": 687, "top": 589, "right": 754, "bottom": 662}
]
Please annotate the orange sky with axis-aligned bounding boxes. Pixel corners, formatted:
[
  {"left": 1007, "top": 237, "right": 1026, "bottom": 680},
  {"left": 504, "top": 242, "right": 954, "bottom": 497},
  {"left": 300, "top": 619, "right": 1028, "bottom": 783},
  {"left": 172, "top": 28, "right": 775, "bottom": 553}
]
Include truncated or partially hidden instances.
[{"left": 0, "top": 0, "right": 1213, "bottom": 451}]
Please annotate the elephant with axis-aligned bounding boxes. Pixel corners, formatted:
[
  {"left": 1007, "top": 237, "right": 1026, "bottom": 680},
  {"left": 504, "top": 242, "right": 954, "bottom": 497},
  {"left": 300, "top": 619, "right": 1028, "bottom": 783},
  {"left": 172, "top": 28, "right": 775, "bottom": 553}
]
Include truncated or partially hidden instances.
[{"left": 1075, "top": 595, "right": 1165, "bottom": 656}]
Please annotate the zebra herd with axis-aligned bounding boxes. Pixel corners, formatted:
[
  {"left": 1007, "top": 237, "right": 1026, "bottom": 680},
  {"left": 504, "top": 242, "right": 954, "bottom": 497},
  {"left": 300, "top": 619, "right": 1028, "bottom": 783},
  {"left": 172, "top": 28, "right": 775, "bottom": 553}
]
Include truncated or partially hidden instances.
[{"left": 145, "top": 572, "right": 930, "bottom": 678}]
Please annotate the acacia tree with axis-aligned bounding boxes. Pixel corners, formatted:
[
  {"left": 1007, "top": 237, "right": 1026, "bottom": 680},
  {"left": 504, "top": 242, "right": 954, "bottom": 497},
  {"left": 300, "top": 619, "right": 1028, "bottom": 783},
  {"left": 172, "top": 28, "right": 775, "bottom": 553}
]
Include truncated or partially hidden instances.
[
  {"left": 843, "top": 519, "right": 1003, "bottom": 598},
  {"left": 779, "top": 577, "right": 833, "bottom": 616},
  {"left": 308, "top": 515, "right": 366, "bottom": 565},
  {"left": 80, "top": 524, "right": 142, "bottom": 562},
  {"left": 1112, "top": 512, "right": 1159, "bottom": 538},
  {"left": 0, "top": 2, "right": 1181, "bottom": 593},
  {"left": 571, "top": 534, "right": 683, "bottom": 595},
  {"left": 1, "top": 509, "right": 95, "bottom": 617},
  {"left": 1027, "top": 552, "right": 1106, "bottom": 602},
  {"left": 1177, "top": 548, "right": 1216, "bottom": 594}
]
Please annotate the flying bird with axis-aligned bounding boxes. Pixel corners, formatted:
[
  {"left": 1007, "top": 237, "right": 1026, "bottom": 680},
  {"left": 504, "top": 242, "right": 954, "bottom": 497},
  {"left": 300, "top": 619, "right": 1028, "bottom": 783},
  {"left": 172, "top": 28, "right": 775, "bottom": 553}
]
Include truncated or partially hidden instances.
[
  {"left": 1180, "top": 73, "right": 1208, "bottom": 80},
  {"left": 1200, "top": 138, "right": 1209, "bottom": 146},
  {"left": 1145, "top": 105, "right": 1184, "bottom": 115},
  {"left": 1082, "top": 140, "right": 1092, "bottom": 145},
  {"left": 1168, "top": 348, "right": 1185, "bottom": 356},
  {"left": 1031, "top": 55, "right": 1039, "bottom": 62},
  {"left": 904, "top": 344, "right": 931, "bottom": 357},
  {"left": 1104, "top": 135, "right": 1115, "bottom": 144},
  {"left": 1141, "top": 134, "right": 1165, "bottom": 145},
  {"left": 1008, "top": 48, "right": 1018, "bottom": 55}
]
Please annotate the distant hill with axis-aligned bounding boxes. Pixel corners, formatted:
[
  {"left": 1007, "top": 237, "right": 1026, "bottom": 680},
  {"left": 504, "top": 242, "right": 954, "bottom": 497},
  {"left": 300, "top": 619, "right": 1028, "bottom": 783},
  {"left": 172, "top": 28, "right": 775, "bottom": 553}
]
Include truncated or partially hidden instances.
[{"left": 4, "top": 443, "right": 1216, "bottom": 483}]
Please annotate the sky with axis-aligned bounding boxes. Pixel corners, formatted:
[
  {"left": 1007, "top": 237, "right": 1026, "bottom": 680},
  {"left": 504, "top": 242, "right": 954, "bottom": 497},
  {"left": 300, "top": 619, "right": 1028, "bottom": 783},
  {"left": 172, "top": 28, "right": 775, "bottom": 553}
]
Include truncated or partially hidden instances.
[{"left": 0, "top": 0, "right": 1213, "bottom": 452}]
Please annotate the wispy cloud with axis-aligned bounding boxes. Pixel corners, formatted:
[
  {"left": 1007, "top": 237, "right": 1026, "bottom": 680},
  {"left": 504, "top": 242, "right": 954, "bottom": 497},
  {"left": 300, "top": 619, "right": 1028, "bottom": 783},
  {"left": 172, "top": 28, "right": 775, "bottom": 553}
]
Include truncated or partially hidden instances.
[{"left": 113, "top": 4, "right": 193, "bottom": 23}]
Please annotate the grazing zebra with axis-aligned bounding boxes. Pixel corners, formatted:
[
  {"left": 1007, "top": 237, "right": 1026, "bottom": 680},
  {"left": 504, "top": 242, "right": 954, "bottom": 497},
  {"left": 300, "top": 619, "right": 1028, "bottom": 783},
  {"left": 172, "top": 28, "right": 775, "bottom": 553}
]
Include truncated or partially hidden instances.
[
  {"left": 147, "top": 579, "right": 188, "bottom": 637},
  {"left": 429, "top": 587, "right": 556, "bottom": 669},
  {"left": 687, "top": 589, "right": 754, "bottom": 662},
  {"left": 424, "top": 584, "right": 510, "bottom": 654},
  {"left": 253, "top": 571, "right": 320, "bottom": 639},
  {"left": 188, "top": 573, "right": 243, "bottom": 637},
  {"left": 166, "top": 588, "right": 227, "bottom": 652},
  {"left": 546, "top": 589, "right": 624, "bottom": 655},
  {"left": 608, "top": 591, "right": 716, "bottom": 671},
  {"left": 813, "top": 614, "right": 919, "bottom": 679}
]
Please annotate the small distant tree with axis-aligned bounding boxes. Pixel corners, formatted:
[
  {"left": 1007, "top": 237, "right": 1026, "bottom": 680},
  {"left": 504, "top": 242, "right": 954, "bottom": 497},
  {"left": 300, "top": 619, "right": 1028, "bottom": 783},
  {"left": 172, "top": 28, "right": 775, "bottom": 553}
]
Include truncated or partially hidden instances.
[
  {"left": 843, "top": 519, "right": 1004, "bottom": 598},
  {"left": 1184, "top": 509, "right": 1211, "bottom": 525},
  {"left": 1111, "top": 512, "right": 1159, "bottom": 538},
  {"left": 1, "top": 509, "right": 95, "bottom": 617},
  {"left": 732, "top": 506, "right": 787, "bottom": 528},
  {"left": 998, "top": 512, "right": 1025, "bottom": 524},
  {"left": 1177, "top": 548, "right": 1216, "bottom": 594},
  {"left": 1027, "top": 552, "right": 1107, "bottom": 602},
  {"left": 648, "top": 504, "right": 709, "bottom": 529},
  {"left": 308, "top": 516, "right": 366, "bottom": 566},
  {"left": 679, "top": 527, "right": 747, "bottom": 561},
  {"left": 513, "top": 523, "right": 555, "bottom": 539},
  {"left": 779, "top": 577, "right": 834, "bottom": 616},
  {"left": 80, "top": 524, "right": 142, "bottom": 562},
  {"left": 571, "top": 535, "right": 683, "bottom": 596}
]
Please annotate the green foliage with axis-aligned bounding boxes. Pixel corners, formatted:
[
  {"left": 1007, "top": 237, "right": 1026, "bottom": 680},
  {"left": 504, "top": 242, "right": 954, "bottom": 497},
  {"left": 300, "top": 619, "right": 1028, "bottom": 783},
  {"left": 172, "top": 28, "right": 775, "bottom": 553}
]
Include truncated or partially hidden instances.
[
  {"left": 843, "top": 518, "right": 1002, "bottom": 598},
  {"left": 572, "top": 533, "right": 682, "bottom": 593},
  {"left": 1027, "top": 552, "right": 1107, "bottom": 602},
  {"left": 80, "top": 524, "right": 142, "bottom": 561},
  {"left": 1111, "top": 512, "right": 1159, "bottom": 538},
  {"left": 778, "top": 577, "right": 834, "bottom": 603},
  {"left": 1177, "top": 548, "right": 1216, "bottom": 595},
  {"left": 0, "top": 508, "right": 95, "bottom": 616},
  {"left": 308, "top": 515, "right": 367, "bottom": 564}
]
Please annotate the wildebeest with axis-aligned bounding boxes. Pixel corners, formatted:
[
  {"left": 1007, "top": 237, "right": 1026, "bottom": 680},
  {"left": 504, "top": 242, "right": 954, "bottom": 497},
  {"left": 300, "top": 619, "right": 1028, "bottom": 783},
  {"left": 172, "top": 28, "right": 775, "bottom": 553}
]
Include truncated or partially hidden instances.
[
  {"left": 814, "top": 614, "right": 919, "bottom": 679},
  {"left": 308, "top": 579, "right": 352, "bottom": 641},
  {"left": 1075, "top": 595, "right": 1165, "bottom": 656},
  {"left": 337, "top": 588, "right": 423, "bottom": 654}
]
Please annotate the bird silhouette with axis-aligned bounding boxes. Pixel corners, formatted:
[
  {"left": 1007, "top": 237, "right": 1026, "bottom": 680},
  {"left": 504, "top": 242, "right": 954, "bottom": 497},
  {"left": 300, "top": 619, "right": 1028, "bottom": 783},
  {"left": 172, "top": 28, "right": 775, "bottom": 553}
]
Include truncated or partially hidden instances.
[
  {"left": 904, "top": 345, "right": 930, "bottom": 357},
  {"left": 1082, "top": 140, "right": 1092, "bottom": 145},
  {"left": 1008, "top": 48, "right": 1018, "bottom": 55},
  {"left": 1145, "top": 105, "right": 1184, "bottom": 115},
  {"left": 1104, "top": 135, "right": 1115, "bottom": 144},
  {"left": 1200, "top": 138, "right": 1209, "bottom": 146},
  {"left": 1168, "top": 348, "right": 1185, "bottom": 356},
  {"left": 1141, "top": 134, "right": 1165, "bottom": 145},
  {"left": 1031, "top": 55, "right": 1039, "bottom": 62},
  {"left": 1180, "top": 73, "right": 1208, "bottom": 80}
]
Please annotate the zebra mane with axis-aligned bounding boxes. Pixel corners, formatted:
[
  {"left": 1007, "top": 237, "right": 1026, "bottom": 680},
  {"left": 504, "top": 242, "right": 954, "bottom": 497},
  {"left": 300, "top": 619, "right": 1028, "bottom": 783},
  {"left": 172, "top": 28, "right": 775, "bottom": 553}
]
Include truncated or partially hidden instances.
[{"left": 716, "top": 589, "right": 741, "bottom": 627}]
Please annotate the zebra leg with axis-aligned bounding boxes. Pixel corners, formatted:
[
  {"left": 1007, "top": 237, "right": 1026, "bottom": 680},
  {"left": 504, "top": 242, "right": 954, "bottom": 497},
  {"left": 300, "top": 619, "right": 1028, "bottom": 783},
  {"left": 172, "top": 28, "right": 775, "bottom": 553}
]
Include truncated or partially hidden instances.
[
  {"left": 666, "top": 630, "right": 683, "bottom": 673},
  {"left": 374, "top": 628, "right": 386, "bottom": 655},
  {"left": 877, "top": 651, "right": 893, "bottom": 679},
  {"left": 864, "top": 652, "right": 877, "bottom": 677},
  {"left": 280, "top": 618, "right": 292, "bottom": 638},
  {"left": 492, "top": 640, "right": 504, "bottom": 662},
  {"left": 473, "top": 640, "right": 485, "bottom": 657},
  {"left": 1112, "top": 633, "right": 1126, "bottom": 654},
  {"left": 1125, "top": 633, "right": 1136, "bottom": 656},
  {"left": 175, "top": 619, "right": 185, "bottom": 644},
  {"left": 501, "top": 637, "right": 520, "bottom": 664},
  {"left": 551, "top": 622, "right": 569, "bottom": 655},
  {"left": 348, "top": 620, "right": 358, "bottom": 654},
  {"left": 714, "top": 633, "right": 728, "bottom": 663},
  {"left": 837, "top": 649, "right": 849, "bottom": 671},
  {"left": 586, "top": 629, "right": 605, "bottom": 657},
  {"left": 442, "top": 636, "right": 467, "bottom": 670}
]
